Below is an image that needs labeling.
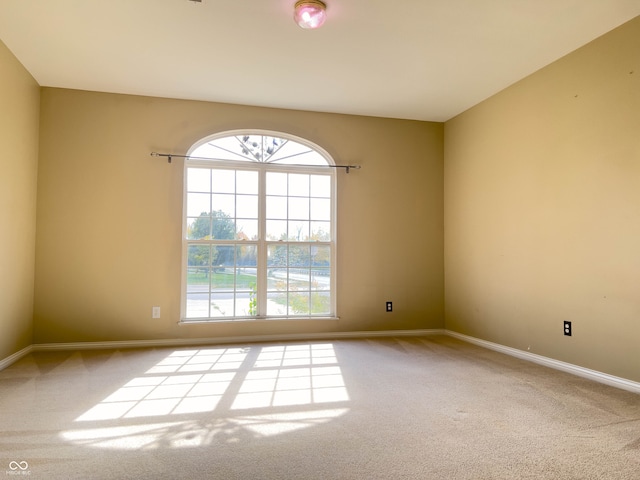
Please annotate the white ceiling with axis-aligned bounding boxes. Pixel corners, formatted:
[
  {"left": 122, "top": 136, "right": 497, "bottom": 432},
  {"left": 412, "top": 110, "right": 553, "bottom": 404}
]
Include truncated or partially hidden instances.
[{"left": 1, "top": 1, "right": 639, "bottom": 122}]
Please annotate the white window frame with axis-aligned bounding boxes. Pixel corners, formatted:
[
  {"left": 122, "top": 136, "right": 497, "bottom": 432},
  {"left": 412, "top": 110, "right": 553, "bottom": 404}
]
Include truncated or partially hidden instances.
[{"left": 180, "top": 130, "right": 337, "bottom": 322}]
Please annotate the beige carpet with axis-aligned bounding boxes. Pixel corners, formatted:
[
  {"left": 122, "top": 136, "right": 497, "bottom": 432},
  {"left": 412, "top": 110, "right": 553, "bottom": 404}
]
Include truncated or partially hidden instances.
[{"left": 0, "top": 335, "right": 638, "bottom": 479}]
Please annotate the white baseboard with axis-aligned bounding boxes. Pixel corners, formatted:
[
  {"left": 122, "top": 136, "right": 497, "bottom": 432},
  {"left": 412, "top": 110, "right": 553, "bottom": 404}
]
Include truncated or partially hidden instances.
[
  {"left": 446, "top": 330, "right": 640, "bottom": 395},
  {"left": 4, "top": 329, "right": 638, "bottom": 395},
  {"left": 32, "top": 329, "right": 446, "bottom": 352},
  {"left": 0, "top": 329, "right": 443, "bottom": 370},
  {"left": 0, "top": 345, "right": 33, "bottom": 371}
]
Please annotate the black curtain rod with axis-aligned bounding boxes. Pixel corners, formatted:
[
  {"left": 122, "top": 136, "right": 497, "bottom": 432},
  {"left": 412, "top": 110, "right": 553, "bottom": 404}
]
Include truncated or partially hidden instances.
[{"left": 150, "top": 152, "right": 361, "bottom": 173}]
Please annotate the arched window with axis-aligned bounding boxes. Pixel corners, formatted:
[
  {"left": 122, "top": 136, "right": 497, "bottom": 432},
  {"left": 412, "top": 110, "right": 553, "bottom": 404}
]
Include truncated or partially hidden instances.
[{"left": 181, "top": 131, "right": 336, "bottom": 321}]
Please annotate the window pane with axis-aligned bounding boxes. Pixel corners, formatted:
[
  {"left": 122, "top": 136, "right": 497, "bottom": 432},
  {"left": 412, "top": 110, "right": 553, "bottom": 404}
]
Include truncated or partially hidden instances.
[
  {"left": 187, "top": 168, "right": 210, "bottom": 192},
  {"left": 288, "top": 221, "right": 309, "bottom": 241},
  {"left": 237, "top": 195, "right": 258, "bottom": 218},
  {"left": 186, "top": 292, "right": 209, "bottom": 318},
  {"left": 187, "top": 193, "right": 210, "bottom": 217},
  {"left": 310, "top": 221, "right": 330, "bottom": 241},
  {"left": 235, "top": 296, "right": 255, "bottom": 317},
  {"left": 210, "top": 293, "right": 233, "bottom": 317},
  {"left": 212, "top": 194, "right": 235, "bottom": 217},
  {"left": 310, "top": 198, "right": 330, "bottom": 221},
  {"left": 235, "top": 268, "right": 256, "bottom": 290},
  {"left": 289, "top": 292, "right": 310, "bottom": 315},
  {"left": 289, "top": 174, "right": 309, "bottom": 197},
  {"left": 267, "top": 269, "right": 287, "bottom": 291},
  {"left": 289, "top": 245, "right": 310, "bottom": 267},
  {"left": 212, "top": 170, "right": 236, "bottom": 193},
  {"left": 192, "top": 139, "right": 252, "bottom": 162},
  {"left": 187, "top": 267, "right": 210, "bottom": 291},
  {"left": 310, "top": 292, "right": 331, "bottom": 315},
  {"left": 266, "top": 139, "right": 308, "bottom": 163},
  {"left": 311, "top": 269, "right": 330, "bottom": 291},
  {"left": 310, "top": 175, "right": 330, "bottom": 197},
  {"left": 236, "top": 219, "right": 257, "bottom": 240},
  {"left": 267, "top": 292, "right": 287, "bottom": 316},
  {"left": 237, "top": 135, "right": 264, "bottom": 161},
  {"left": 188, "top": 245, "right": 210, "bottom": 267},
  {"left": 212, "top": 215, "right": 235, "bottom": 240},
  {"left": 187, "top": 216, "right": 211, "bottom": 240},
  {"left": 266, "top": 220, "right": 287, "bottom": 240},
  {"left": 211, "top": 268, "right": 235, "bottom": 290},
  {"left": 237, "top": 245, "right": 257, "bottom": 267},
  {"left": 288, "top": 197, "right": 309, "bottom": 220},
  {"left": 236, "top": 170, "right": 258, "bottom": 194},
  {"left": 213, "top": 245, "right": 234, "bottom": 268},
  {"left": 262, "top": 136, "right": 288, "bottom": 161},
  {"left": 311, "top": 245, "right": 331, "bottom": 266},
  {"left": 266, "top": 172, "right": 287, "bottom": 195},
  {"left": 289, "top": 270, "right": 310, "bottom": 291},
  {"left": 267, "top": 245, "right": 287, "bottom": 267},
  {"left": 272, "top": 150, "right": 326, "bottom": 166},
  {"left": 266, "top": 196, "right": 287, "bottom": 219},
  {"left": 266, "top": 271, "right": 280, "bottom": 289}
]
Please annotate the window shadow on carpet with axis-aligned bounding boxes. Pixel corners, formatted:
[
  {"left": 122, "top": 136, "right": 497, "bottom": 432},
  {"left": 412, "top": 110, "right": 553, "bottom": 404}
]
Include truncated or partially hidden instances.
[{"left": 61, "top": 343, "right": 350, "bottom": 449}]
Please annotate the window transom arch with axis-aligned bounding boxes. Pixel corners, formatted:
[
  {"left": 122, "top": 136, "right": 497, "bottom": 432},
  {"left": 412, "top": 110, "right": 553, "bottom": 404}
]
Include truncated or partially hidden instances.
[{"left": 181, "top": 130, "right": 337, "bottom": 321}]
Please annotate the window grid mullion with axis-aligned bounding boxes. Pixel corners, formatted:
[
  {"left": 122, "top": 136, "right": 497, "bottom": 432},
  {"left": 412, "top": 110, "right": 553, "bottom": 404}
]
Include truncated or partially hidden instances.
[
  {"left": 257, "top": 166, "right": 268, "bottom": 317},
  {"left": 208, "top": 243, "right": 213, "bottom": 318}
]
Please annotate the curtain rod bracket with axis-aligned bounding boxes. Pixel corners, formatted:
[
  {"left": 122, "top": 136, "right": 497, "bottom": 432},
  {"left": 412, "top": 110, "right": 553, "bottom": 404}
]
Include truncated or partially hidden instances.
[{"left": 151, "top": 152, "right": 171, "bottom": 163}]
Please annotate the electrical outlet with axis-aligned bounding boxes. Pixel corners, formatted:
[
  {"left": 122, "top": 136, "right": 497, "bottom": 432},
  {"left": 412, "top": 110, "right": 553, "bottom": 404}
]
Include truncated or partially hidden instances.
[
  {"left": 564, "top": 321, "right": 572, "bottom": 336},
  {"left": 386, "top": 301, "right": 392, "bottom": 312},
  {"left": 152, "top": 306, "right": 161, "bottom": 319}
]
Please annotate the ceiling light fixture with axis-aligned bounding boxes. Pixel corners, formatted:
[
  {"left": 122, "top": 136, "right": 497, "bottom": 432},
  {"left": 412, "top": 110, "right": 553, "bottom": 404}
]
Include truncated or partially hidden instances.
[{"left": 294, "top": 0, "right": 327, "bottom": 29}]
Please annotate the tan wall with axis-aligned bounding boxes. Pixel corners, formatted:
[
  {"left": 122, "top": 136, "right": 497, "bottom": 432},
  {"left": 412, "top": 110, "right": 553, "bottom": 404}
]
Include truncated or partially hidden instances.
[
  {"left": 0, "top": 41, "right": 39, "bottom": 358},
  {"left": 34, "top": 89, "right": 444, "bottom": 343},
  {"left": 445, "top": 16, "right": 640, "bottom": 382}
]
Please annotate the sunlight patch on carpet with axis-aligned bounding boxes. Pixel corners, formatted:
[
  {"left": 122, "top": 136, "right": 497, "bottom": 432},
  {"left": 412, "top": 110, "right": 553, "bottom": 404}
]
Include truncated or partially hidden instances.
[
  {"left": 61, "top": 408, "right": 350, "bottom": 449},
  {"left": 61, "top": 343, "right": 350, "bottom": 449}
]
